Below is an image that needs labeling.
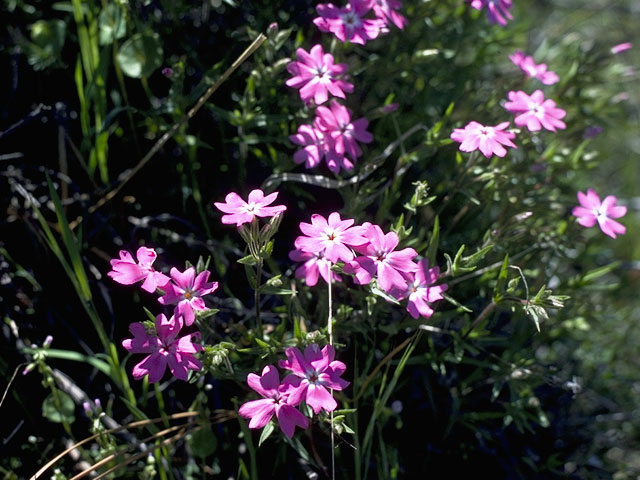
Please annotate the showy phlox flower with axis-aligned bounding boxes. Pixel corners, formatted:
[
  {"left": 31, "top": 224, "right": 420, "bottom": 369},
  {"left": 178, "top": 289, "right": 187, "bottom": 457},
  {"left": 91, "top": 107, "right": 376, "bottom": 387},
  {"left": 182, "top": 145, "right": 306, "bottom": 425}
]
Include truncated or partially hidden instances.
[
  {"left": 371, "top": 0, "right": 408, "bottom": 29},
  {"left": 393, "top": 259, "right": 447, "bottom": 319},
  {"left": 344, "top": 223, "right": 418, "bottom": 293},
  {"left": 509, "top": 51, "right": 559, "bottom": 85},
  {"left": 468, "top": 0, "right": 513, "bottom": 26},
  {"left": 294, "top": 212, "right": 367, "bottom": 264},
  {"left": 450, "top": 121, "right": 517, "bottom": 158},
  {"left": 238, "top": 365, "right": 309, "bottom": 438},
  {"left": 280, "top": 344, "right": 349, "bottom": 414},
  {"left": 314, "top": 1, "right": 386, "bottom": 45},
  {"left": 504, "top": 90, "right": 566, "bottom": 132},
  {"left": 158, "top": 267, "right": 218, "bottom": 326},
  {"left": 611, "top": 42, "right": 632, "bottom": 54},
  {"left": 290, "top": 101, "right": 373, "bottom": 173},
  {"left": 108, "top": 246, "right": 169, "bottom": 293},
  {"left": 122, "top": 313, "right": 203, "bottom": 383},
  {"left": 286, "top": 44, "right": 354, "bottom": 105},
  {"left": 572, "top": 189, "right": 627, "bottom": 238},
  {"left": 214, "top": 189, "right": 286, "bottom": 227},
  {"left": 289, "top": 249, "right": 341, "bottom": 286}
]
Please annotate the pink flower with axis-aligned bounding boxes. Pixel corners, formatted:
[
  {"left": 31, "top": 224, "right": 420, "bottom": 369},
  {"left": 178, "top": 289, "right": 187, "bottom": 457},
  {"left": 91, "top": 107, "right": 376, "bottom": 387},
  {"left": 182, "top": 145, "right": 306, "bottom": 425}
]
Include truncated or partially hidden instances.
[
  {"left": 158, "top": 267, "right": 218, "bottom": 326},
  {"left": 450, "top": 121, "right": 517, "bottom": 158},
  {"left": 394, "top": 260, "right": 447, "bottom": 319},
  {"left": 238, "top": 365, "right": 309, "bottom": 438},
  {"left": 572, "top": 189, "right": 627, "bottom": 238},
  {"left": 290, "top": 123, "right": 328, "bottom": 169},
  {"left": 372, "top": 0, "right": 408, "bottom": 29},
  {"left": 294, "top": 212, "right": 368, "bottom": 263},
  {"left": 509, "top": 51, "right": 559, "bottom": 85},
  {"left": 315, "top": 100, "right": 373, "bottom": 166},
  {"left": 468, "top": 0, "right": 513, "bottom": 26},
  {"left": 214, "top": 189, "right": 286, "bottom": 227},
  {"left": 289, "top": 249, "right": 341, "bottom": 286},
  {"left": 504, "top": 90, "right": 566, "bottom": 132},
  {"left": 314, "top": 1, "right": 386, "bottom": 45},
  {"left": 344, "top": 224, "right": 418, "bottom": 293},
  {"left": 122, "top": 314, "right": 203, "bottom": 383},
  {"left": 286, "top": 44, "right": 354, "bottom": 105},
  {"left": 279, "top": 344, "right": 349, "bottom": 414},
  {"left": 108, "top": 247, "right": 170, "bottom": 293},
  {"left": 611, "top": 42, "right": 632, "bottom": 54}
]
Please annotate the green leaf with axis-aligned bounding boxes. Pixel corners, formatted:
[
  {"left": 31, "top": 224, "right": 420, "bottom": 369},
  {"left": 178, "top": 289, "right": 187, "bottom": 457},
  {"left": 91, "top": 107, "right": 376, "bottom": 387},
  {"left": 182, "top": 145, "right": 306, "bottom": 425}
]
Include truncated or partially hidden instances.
[
  {"left": 116, "top": 33, "right": 163, "bottom": 78},
  {"left": 370, "top": 285, "right": 400, "bottom": 305},
  {"left": 188, "top": 423, "right": 217, "bottom": 458},
  {"left": 98, "top": 3, "right": 126, "bottom": 45},
  {"left": 442, "top": 293, "right": 472, "bottom": 312},
  {"left": 258, "top": 421, "right": 275, "bottom": 446},
  {"left": 493, "top": 254, "right": 510, "bottom": 303},
  {"left": 237, "top": 255, "right": 258, "bottom": 266},
  {"left": 42, "top": 392, "right": 76, "bottom": 424}
]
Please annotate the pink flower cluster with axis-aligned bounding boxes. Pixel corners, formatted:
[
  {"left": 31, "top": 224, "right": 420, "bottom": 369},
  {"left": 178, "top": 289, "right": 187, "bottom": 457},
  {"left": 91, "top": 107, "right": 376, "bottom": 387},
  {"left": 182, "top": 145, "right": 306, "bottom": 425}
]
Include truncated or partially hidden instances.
[
  {"left": 313, "top": 0, "right": 407, "bottom": 45},
  {"left": 289, "top": 212, "right": 447, "bottom": 319},
  {"left": 468, "top": 0, "right": 513, "bottom": 27},
  {"left": 287, "top": 1, "right": 407, "bottom": 173},
  {"left": 214, "top": 189, "right": 286, "bottom": 227},
  {"left": 290, "top": 100, "right": 373, "bottom": 173},
  {"left": 239, "top": 344, "right": 349, "bottom": 438},
  {"left": 109, "top": 246, "right": 219, "bottom": 382}
]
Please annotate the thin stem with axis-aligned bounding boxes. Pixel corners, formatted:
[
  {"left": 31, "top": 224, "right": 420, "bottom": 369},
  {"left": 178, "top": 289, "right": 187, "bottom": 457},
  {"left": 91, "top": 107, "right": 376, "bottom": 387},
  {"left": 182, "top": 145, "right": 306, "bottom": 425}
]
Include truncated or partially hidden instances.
[
  {"left": 328, "top": 265, "right": 335, "bottom": 480},
  {"left": 255, "top": 259, "right": 263, "bottom": 339}
]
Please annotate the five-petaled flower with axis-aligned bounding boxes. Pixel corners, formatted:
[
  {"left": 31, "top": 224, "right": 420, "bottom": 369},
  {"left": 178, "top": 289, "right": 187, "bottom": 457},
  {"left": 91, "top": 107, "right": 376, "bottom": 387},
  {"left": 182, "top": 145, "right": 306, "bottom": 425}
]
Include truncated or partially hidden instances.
[
  {"left": 468, "top": 0, "right": 513, "bottom": 26},
  {"left": 372, "top": 0, "right": 408, "bottom": 29},
  {"left": 289, "top": 249, "right": 341, "bottom": 286},
  {"left": 214, "top": 189, "right": 287, "bottom": 227},
  {"left": 238, "top": 365, "right": 310, "bottom": 438},
  {"left": 286, "top": 44, "right": 354, "bottom": 105},
  {"left": 393, "top": 259, "right": 448, "bottom": 319},
  {"left": 572, "top": 189, "right": 627, "bottom": 238},
  {"left": 450, "top": 121, "right": 517, "bottom": 158},
  {"left": 504, "top": 90, "right": 566, "bottom": 132},
  {"left": 294, "top": 212, "right": 367, "bottom": 264},
  {"left": 158, "top": 267, "right": 218, "bottom": 326},
  {"left": 108, "top": 247, "right": 169, "bottom": 293},
  {"left": 509, "top": 51, "right": 559, "bottom": 85},
  {"left": 345, "top": 223, "right": 418, "bottom": 293},
  {"left": 314, "top": 1, "right": 386, "bottom": 45},
  {"left": 279, "top": 344, "right": 349, "bottom": 414},
  {"left": 122, "top": 313, "right": 203, "bottom": 383}
]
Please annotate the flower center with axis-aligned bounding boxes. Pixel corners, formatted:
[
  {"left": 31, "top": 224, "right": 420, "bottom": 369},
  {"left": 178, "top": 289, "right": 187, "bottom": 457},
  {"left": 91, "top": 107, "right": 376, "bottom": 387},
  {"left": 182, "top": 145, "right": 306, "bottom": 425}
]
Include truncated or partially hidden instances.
[
  {"left": 184, "top": 290, "right": 193, "bottom": 300},
  {"left": 342, "top": 12, "right": 360, "bottom": 29}
]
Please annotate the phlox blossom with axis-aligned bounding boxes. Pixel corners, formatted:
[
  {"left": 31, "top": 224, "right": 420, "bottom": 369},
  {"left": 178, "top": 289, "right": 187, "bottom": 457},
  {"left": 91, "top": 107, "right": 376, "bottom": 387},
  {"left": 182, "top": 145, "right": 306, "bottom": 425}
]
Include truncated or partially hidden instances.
[
  {"left": 450, "top": 121, "right": 517, "bottom": 158},
  {"left": 372, "top": 0, "right": 408, "bottom": 29},
  {"left": 509, "top": 51, "right": 559, "bottom": 85},
  {"left": 572, "top": 189, "right": 627, "bottom": 238},
  {"left": 314, "top": 1, "right": 386, "bottom": 45},
  {"left": 315, "top": 100, "right": 373, "bottom": 170},
  {"left": 290, "top": 123, "right": 328, "bottom": 169},
  {"left": 468, "top": 0, "right": 513, "bottom": 26},
  {"left": 286, "top": 44, "right": 354, "bottom": 105},
  {"left": 294, "top": 212, "right": 367, "bottom": 263},
  {"left": 289, "top": 249, "right": 341, "bottom": 286},
  {"left": 158, "top": 267, "right": 218, "bottom": 326},
  {"left": 108, "top": 246, "right": 169, "bottom": 293},
  {"left": 238, "top": 365, "right": 309, "bottom": 438},
  {"left": 214, "top": 189, "right": 286, "bottom": 227},
  {"left": 279, "top": 344, "right": 349, "bottom": 414},
  {"left": 504, "top": 90, "right": 566, "bottom": 132},
  {"left": 394, "top": 259, "right": 447, "bottom": 319},
  {"left": 122, "top": 313, "right": 203, "bottom": 383},
  {"left": 344, "top": 223, "right": 418, "bottom": 293}
]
